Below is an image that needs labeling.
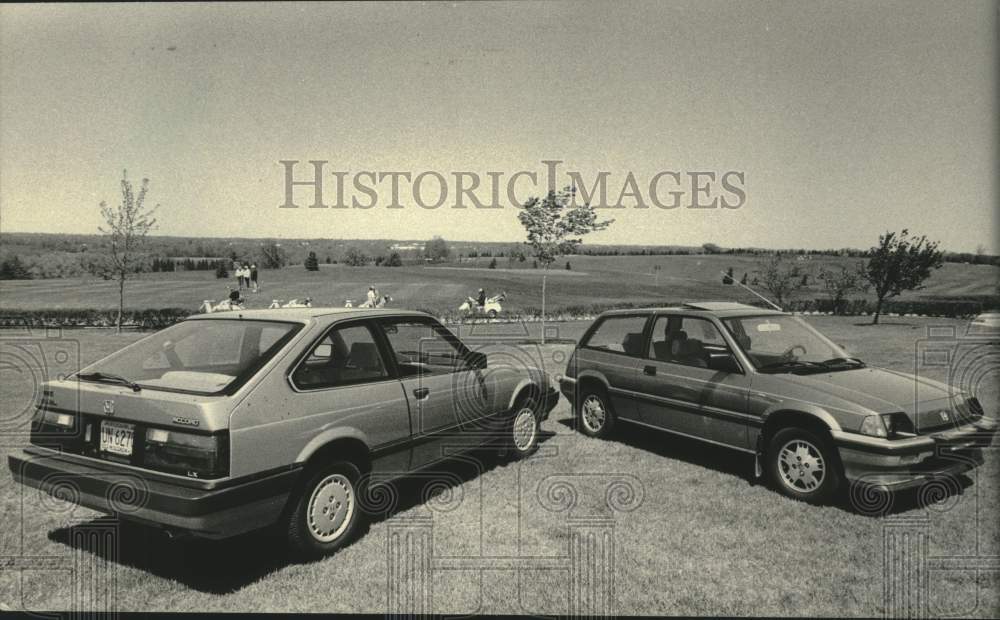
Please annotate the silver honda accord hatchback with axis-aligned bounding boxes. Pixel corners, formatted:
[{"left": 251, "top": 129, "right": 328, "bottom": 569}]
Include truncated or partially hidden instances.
[{"left": 9, "top": 308, "right": 558, "bottom": 559}]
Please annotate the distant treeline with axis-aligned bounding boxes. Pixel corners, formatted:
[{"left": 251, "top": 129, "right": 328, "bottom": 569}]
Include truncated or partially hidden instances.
[{"left": 1, "top": 232, "right": 997, "bottom": 280}]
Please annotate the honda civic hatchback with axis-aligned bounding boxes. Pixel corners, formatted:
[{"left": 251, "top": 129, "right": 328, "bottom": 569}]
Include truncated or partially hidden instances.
[
  {"left": 9, "top": 308, "right": 558, "bottom": 559},
  {"left": 559, "top": 302, "right": 996, "bottom": 504}
]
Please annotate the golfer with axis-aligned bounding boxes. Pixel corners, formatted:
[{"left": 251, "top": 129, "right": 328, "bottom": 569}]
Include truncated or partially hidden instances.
[{"left": 250, "top": 263, "right": 259, "bottom": 292}]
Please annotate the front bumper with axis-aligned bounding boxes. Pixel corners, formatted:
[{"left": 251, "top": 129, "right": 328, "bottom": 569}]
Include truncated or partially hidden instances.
[
  {"left": 8, "top": 447, "right": 300, "bottom": 539},
  {"left": 832, "top": 417, "right": 998, "bottom": 491}
]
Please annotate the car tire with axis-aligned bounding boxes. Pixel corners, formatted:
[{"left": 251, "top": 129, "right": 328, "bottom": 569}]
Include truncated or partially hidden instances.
[
  {"left": 767, "top": 427, "right": 842, "bottom": 504},
  {"left": 285, "top": 461, "right": 364, "bottom": 561},
  {"left": 487, "top": 309, "right": 498, "bottom": 319},
  {"left": 577, "top": 385, "right": 615, "bottom": 439},
  {"left": 504, "top": 397, "right": 541, "bottom": 459}
]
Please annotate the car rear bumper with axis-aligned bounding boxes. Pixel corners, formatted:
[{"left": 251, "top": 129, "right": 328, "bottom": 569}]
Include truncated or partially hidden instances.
[
  {"left": 832, "top": 417, "right": 997, "bottom": 491},
  {"left": 8, "top": 447, "right": 300, "bottom": 539}
]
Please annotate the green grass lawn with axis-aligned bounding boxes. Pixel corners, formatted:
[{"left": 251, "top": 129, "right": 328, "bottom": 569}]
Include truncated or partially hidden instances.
[
  {"left": 1, "top": 254, "right": 995, "bottom": 315},
  {"left": 0, "top": 316, "right": 997, "bottom": 615}
]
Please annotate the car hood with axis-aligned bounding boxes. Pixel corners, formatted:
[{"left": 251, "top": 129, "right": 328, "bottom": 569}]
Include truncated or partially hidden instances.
[{"left": 775, "top": 366, "right": 955, "bottom": 417}]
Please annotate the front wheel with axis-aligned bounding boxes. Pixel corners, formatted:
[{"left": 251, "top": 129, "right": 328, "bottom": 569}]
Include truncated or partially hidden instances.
[
  {"left": 285, "top": 461, "right": 364, "bottom": 561},
  {"left": 767, "top": 427, "right": 842, "bottom": 504},
  {"left": 577, "top": 386, "right": 616, "bottom": 439}
]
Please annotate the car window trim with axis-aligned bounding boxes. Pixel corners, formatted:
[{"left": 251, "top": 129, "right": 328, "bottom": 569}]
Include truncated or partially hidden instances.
[
  {"left": 374, "top": 316, "right": 475, "bottom": 377},
  {"left": 579, "top": 312, "right": 654, "bottom": 359},
  {"left": 287, "top": 318, "right": 394, "bottom": 392},
  {"left": 646, "top": 313, "right": 746, "bottom": 374}
]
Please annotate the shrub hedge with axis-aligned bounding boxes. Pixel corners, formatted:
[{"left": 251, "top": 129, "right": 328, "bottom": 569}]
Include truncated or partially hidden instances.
[
  {"left": 0, "top": 296, "right": 992, "bottom": 330},
  {"left": 0, "top": 308, "right": 193, "bottom": 329}
]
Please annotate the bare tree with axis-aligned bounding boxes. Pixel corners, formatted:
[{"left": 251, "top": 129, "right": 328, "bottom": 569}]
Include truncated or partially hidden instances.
[
  {"left": 259, "top": 242, "right": 288, "bottom": 269},
  {"left": 99, "top": 170, "right": 158, "bottom": 332},
  {"left": 760, "top": 254, "right": 805, "bottom": 309},
  {"left": 818, "top": 263, "right": 868, "bottom": 314}
]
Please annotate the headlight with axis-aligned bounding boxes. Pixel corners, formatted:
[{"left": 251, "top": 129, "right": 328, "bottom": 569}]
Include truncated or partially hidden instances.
[{"left": 859, "top": 414, "right": 890, "bottom": 438}]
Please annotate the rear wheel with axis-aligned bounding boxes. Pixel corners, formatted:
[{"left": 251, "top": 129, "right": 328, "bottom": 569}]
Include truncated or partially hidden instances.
[
  {"left": 577, "top": 386, "right": 615, "bottom": 438},
  {"left": 504, "top": 398, "right": 540, "bottom": 459},
  {"left": 286, "top": 461, "right": 364, "bottom": 560},
  {"left": 487, "top": 309, "right": 498, "bottom": 319},
  {"left": 767, "top": 427, "right": 842, "bottom": 504}
]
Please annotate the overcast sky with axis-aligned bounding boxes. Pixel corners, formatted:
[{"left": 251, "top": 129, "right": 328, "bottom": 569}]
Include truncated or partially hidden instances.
[{"left": 1, "top": 1, "right": 996, "bottom": 252}]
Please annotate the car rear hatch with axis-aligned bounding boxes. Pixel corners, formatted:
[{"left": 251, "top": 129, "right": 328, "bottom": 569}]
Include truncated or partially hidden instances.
[{"left": 31, "top": 379, "right": 232, "bottom": 480}]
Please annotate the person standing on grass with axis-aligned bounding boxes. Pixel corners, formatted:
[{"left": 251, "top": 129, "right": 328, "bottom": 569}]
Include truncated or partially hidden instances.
[
  {"left": 250, "top": 263, "right": 259, "bottom": 293},
  {"left": 366, "top": 285, "right": 378, "bottom": 307}
]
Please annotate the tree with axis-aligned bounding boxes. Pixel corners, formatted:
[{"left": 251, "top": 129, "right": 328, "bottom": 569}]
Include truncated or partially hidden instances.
[
  {"left": 702, "top": 243, "right": 722, "bottom": 254},
  {"left": 384, "top": 252, "right": 403, "bottom": 267},
  {"left": 343, "top": 246, "right": 368, "bottom": 267},
  {"left": 740, "top": 272, "right": 748, "bottom": 285},
  {"left": 517, "top": 186, "right": 614, "bottom": 342},
  {"left": 865, "top": 229, "right": 943, "bottom": 324},
  {"left": 722, "top": 267, "right": 734, "bottom": 285},
  {"left": 259, "top": 242, "right": 287, "bottom": 269},
  {"left": 99, "top": 170, "right": 158, "bottom": 332},
  {"left": 424, "top": 236, "right": 451, "bottom": 262},
  {"left": 214, "top": 261, "right": 229, "bottom": 279},
  {"left": 304, "top": 251, "right": 319, "bottom": 271},
  {"left": 517, "top": 187, "right": 614, "bottom": 268},
  {"left": 0, "top": 255, "right": 32, "bottom": 280},
  {"left": 818, "top": 263, "right": 868, "bottom": 314},
  {"left": 565, "top": 261, "right": 572, "bottom": 270},
  {"left": 760, "top": 254, "right": 804, "bottom": 308},
  {"left": 488, "top": 258, "right": 498, "bottom": 269}
]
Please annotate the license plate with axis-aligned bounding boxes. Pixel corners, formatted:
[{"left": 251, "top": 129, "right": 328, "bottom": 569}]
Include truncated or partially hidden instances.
[{"left": 100, "top": 421, "right": 134, "bottom": 456}]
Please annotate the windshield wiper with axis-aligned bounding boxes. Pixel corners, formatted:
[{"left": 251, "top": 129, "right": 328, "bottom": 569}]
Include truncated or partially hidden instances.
[
  {"left": 76, "top": 372, "right": 142, "bottom": 392},
  {"left": 817, "top": 357, "right": 866, "bottom": 370},
  {"left": 757, "top": 360, "right": 825, "bottom": 374}
]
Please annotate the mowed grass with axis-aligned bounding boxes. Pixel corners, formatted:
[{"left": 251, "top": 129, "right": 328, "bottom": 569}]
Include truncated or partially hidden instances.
[
  {"left": 0, "top": 316, "right": 997, "bottom": 615},
  {"left": 1, "top": 254, "right": 996, "bottom": 314}
]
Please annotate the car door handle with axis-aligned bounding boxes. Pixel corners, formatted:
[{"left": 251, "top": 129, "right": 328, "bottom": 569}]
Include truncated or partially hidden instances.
[
  {"left": 413, "top": 387, "right": 430, "bottom": 400},
  {"left": 643, "top": 365, "right": 657, "bottom": 376}
]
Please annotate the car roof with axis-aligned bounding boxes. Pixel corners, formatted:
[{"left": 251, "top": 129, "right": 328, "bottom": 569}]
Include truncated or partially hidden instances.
[
  {"left": 599, "top": 301, "right": 786, "bottom": 319},
  {"left": 186, "top": 307, "right": 432, "bottom": 323}
]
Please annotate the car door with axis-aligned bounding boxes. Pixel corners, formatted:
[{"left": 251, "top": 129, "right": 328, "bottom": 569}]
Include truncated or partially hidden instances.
[
  {"left": 285, "top": 319, "right": 412, "bottom": 474},
  {"left": 375, "top": 316, "right": 492, "bottom": 469},
  {"left": 575, "top": 313, "right": 653, "bottom": 422},
  {"left": 635, "top": 314, "right": 752, "bottom": 449}
]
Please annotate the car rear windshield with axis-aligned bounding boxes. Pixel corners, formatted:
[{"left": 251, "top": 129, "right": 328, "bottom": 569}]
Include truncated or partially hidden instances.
[{"left": 77, "top": 319, "right": 302, "bottom": 395}]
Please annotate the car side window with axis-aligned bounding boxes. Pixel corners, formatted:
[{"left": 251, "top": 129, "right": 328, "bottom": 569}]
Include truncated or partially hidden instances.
[
  {"left": 649, "top": 316, "right": 729, "bottom": 369},
  {"left": 582, "top": 315, "right": 649, "bottom": 357},
  {"left": 292, "top": 323, "right": 388, "bottom": 390},
  {"left": 378, "top": 319, "right": 467, "bottom": 377}
]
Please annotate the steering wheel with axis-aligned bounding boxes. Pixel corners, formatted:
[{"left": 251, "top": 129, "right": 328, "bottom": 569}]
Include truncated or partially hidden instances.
[{"left": 780, "top": 344, "right": 807, "bottom": 360}]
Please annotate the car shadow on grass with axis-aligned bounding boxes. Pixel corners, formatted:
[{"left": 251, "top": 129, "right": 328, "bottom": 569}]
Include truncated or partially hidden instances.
[
  {"left": 46, "top": 431, "right": 556, "bottom": 595},
  {"left": 555, "top": 415, "right": 972, "bottom": 518}
]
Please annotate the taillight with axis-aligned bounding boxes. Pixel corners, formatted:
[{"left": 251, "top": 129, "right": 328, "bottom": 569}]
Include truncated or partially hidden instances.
[{"left": 143, "top": 428, "right": 229, "bottom": 479}]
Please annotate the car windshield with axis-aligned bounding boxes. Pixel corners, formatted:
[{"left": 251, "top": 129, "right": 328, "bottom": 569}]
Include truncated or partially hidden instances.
[
  {"left": 722, "top": 315, "right": 860, "bottom": 372},
  {"left": 76, "top": 319, "right": 302, "bottom": 395}
]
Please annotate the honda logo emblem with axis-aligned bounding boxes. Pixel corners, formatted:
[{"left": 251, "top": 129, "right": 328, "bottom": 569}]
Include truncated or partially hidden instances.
[{"left": 103, "top": 400, "right": 115, "bottom": 416}]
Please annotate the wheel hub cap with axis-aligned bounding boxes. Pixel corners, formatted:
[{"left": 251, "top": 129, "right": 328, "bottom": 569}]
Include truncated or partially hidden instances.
[
  {"left": 512, "top": 408, "right": 536, "bottom": 450},
  {"left": 778, "top": 440, "right": 826, "bottom": 492},
  {"left": 582, "top": 395, "right": 606, "bottom": 432},
  {"left": 307, "top": 473, "right": 355, "bottom": 543}
]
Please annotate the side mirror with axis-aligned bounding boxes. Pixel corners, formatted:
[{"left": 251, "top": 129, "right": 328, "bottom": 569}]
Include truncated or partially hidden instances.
[
  {"left": 707, "top": 351, "right": 741, "bottom": 373},
  {"left": 466, "top": 351, "right": 488, "bottom": 370}
]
